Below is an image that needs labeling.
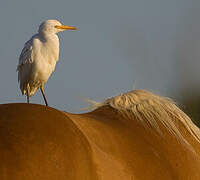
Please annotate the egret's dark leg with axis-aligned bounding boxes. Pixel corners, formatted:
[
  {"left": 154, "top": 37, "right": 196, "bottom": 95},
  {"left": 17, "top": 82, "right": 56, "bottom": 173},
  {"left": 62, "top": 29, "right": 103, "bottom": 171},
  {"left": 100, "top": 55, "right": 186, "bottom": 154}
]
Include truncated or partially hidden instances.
[
  {"left": 27, "top": 95, "right": 30, "bottom": 103},
  {"left": 27, "top": 88, "right": 30, "bottom": 104},
  {"left": 40, "top": 84, "right": 48, "bottom": 106}
]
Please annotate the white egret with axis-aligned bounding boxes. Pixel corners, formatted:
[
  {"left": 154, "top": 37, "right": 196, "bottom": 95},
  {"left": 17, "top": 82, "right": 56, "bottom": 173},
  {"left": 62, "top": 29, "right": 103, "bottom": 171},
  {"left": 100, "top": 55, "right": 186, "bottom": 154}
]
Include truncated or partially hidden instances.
[{"left": 17, "top": 19, "right": 77, "bottom": 106}]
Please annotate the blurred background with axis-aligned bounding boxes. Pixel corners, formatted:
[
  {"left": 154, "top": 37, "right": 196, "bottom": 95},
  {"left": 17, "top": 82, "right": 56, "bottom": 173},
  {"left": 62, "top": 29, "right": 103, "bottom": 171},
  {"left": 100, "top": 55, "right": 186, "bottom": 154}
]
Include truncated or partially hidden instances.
[{"left": 0, "top": 0, "right": 199, "bottom": 124}]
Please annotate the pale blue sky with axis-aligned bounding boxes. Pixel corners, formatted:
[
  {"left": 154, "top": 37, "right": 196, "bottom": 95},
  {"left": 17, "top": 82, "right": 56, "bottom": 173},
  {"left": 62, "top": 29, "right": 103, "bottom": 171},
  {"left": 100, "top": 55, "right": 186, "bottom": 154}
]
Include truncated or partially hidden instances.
[{"left": 0, "top": 0, "right": 200, "bottom": 112}]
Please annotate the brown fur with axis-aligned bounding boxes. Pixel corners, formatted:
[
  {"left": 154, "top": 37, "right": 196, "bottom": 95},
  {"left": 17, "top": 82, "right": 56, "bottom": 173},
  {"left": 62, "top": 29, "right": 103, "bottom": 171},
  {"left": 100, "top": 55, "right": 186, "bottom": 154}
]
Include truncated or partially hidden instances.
[{"left": 0, "top": 90, "right": 200, "bottom": 179}]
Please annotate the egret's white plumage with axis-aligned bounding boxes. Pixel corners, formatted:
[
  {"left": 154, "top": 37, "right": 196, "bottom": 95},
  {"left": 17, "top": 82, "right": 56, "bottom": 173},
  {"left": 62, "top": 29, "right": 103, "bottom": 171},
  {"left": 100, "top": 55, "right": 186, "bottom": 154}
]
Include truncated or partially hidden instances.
[{"left": 17, "top": 19, "right": 76, "bottom": 106}]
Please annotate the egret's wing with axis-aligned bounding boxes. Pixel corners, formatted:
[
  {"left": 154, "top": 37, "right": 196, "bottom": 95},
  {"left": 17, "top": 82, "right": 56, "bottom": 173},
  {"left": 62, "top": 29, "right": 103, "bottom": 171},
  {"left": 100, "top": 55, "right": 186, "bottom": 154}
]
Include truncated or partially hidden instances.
[
  {"left": 17, "top": 35, "right": 37, "bottom": 85},
  {"left": 17, "top": 39, "right": 34, "bottom": 71}
]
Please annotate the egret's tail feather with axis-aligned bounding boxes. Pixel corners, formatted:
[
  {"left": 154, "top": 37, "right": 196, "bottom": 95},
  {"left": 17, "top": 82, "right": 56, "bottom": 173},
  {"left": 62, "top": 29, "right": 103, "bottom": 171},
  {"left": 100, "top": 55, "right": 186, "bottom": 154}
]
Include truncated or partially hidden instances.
[{"left": 20, "top": 83, "right": 38, "bottom": 97}]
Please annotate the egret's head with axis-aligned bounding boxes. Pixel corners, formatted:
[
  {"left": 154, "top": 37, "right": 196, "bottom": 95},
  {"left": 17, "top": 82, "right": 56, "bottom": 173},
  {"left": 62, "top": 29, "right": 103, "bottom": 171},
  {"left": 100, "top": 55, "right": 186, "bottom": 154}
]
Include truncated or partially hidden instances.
[{"left": 39, "top": 19, "right": 77, "bottom": 34}]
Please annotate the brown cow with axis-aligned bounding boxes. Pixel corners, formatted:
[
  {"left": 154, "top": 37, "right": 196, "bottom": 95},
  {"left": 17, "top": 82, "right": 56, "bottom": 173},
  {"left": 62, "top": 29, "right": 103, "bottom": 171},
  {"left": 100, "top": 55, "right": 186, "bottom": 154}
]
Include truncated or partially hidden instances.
[{"left": 0, "top": 90, "right": 200, "bottom": 179}]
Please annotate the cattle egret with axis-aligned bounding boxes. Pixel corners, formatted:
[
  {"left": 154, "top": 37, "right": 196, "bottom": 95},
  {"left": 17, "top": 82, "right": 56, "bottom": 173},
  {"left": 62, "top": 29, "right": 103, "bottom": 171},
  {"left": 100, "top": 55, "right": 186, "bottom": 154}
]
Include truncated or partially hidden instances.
[{"left": 17, "top": 19, "right": 77, "bottom": 106}]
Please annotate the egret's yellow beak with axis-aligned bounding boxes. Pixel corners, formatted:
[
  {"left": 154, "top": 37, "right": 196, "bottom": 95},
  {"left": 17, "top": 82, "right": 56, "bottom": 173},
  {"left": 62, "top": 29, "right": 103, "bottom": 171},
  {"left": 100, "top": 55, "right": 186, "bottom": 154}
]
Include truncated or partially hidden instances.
[{"left": 55, "top": 25, "right": 77, "bottom": 30}]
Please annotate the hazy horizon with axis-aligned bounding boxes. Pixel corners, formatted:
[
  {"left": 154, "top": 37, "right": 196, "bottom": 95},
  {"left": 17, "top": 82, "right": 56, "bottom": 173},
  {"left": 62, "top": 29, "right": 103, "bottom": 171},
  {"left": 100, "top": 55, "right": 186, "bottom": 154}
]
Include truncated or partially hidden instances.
[{"left": 0, "top": 0, "right": 200, "bottom": 112}]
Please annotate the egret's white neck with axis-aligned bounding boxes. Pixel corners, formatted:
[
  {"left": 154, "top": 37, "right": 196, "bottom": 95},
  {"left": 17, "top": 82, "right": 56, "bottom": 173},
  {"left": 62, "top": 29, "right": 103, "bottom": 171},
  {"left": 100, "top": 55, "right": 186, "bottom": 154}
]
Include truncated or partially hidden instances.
[
  {"left": 39, "top": 32, "right": 60, "bottom": 62},
  {"left": 39, "top": 31, "right": 58, "bottom": 41}
]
